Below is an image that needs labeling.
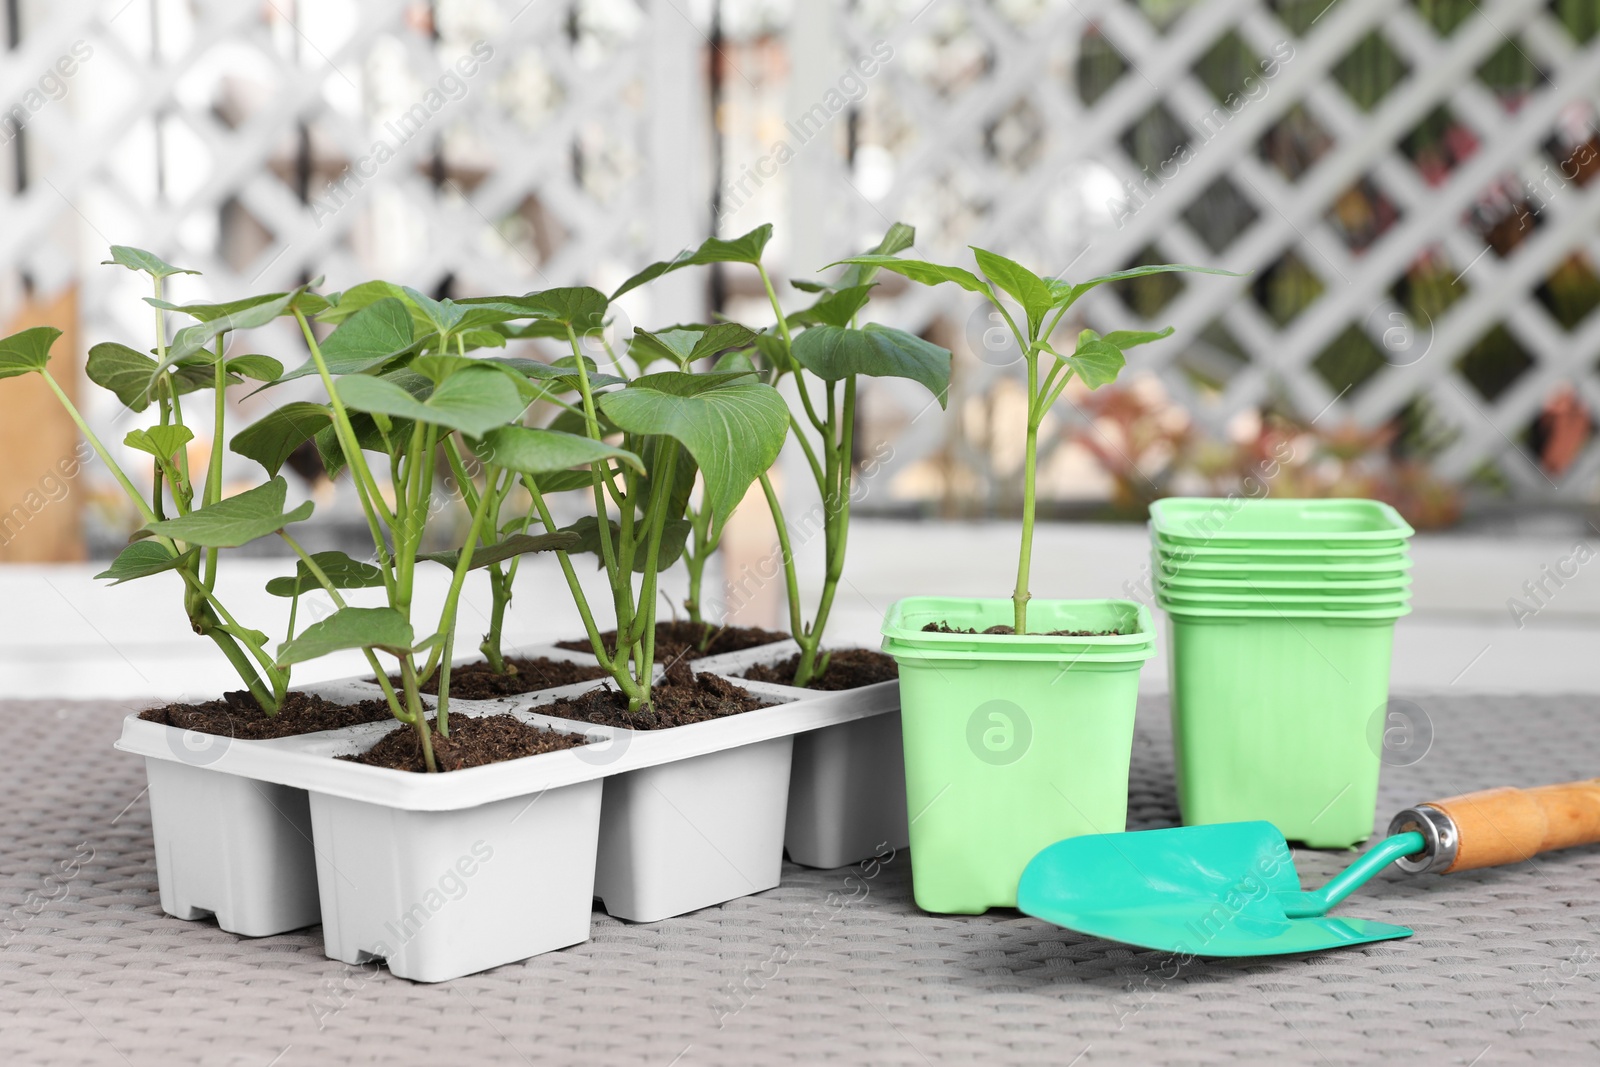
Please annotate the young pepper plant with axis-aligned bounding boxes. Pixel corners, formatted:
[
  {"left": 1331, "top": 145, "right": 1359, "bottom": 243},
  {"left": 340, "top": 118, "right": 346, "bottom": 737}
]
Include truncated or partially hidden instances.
[
  {"left": 503, "top": 286, "right": 789, "bottom": 714},
  {"left": 611, "top": 222, "right": 953, "bottom": 686},
  {"left": 834, "top": 248, "right": 1236, "bottom": 635},
  {"left": 0, "top": 247, "right": 321, "bottom": 713}
]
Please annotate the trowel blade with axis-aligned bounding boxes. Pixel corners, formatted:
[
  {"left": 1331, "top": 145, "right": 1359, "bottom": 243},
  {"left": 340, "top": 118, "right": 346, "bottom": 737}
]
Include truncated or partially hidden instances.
[{"left": 1017, "top": 822, "right": 1414, "bottom": 957}]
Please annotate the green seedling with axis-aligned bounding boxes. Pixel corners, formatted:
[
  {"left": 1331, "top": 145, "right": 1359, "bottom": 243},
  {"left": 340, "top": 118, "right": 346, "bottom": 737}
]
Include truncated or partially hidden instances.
[
  {"left": 0, "top": 247, "right": 323, "bottom": 713},
  {"left": 249, "top": 283, "right": 624, "bottom": 769},
  {"left": 833, "top": 248, "right": 1236, "bottom": 634}
]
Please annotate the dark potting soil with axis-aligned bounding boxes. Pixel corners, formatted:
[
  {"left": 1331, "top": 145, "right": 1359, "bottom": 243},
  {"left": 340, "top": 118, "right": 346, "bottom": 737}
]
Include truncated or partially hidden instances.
[
  {"left": 920, "top": 621, "right": 1125, "bottom": 637},
  {"left": 340, "top": 714, "right": 591, "bottom": 773},
  {"left": 381, "top": 656, "right": 610, "bottom": 698},
  {"left": 548, "top": 661, "right": 773, "bottom": 730},
  {"left": 740, "top": 648, "right": 899, "bottom": 691},
  {"left": 555, "top": 621, "right": 790, "bottom": 663},
  {"left": 138, "top": 689, "right": 400, "bottom": 739}
]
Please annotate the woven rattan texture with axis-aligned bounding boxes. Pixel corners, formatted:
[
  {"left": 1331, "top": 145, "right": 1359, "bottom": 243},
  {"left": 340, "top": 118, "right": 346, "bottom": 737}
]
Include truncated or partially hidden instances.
[{"left": 2, "top": 695, "right": 1597, "bottom": 1065}]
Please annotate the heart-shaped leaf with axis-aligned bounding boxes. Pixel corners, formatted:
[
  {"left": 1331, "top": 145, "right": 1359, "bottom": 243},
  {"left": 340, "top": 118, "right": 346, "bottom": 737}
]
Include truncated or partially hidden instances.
[
  {"left": 512, "top": 287, "right": 611, "bottom": 330},
  {"left": 94, "top": 541, "right": 196, "bottom": 585},
  {"left": 972, "top": 247, "right": 1053, "bottom": 335},
  {"left": 1061, "top": 330, "right": 1127, "bottom": 389},
  {"left": 336, "top": 366, "right": 527, "bottom": 438},
  {"left": 0, "top": 327, "right": 62, "bottom": 379},
  {"left": 231, "top": 402, "right": 332, "bottom": 476},
  {"left": 266, "top": 550, "right": 385, "bottom": 598},
  {"left": 791, "top": 324, "right": 950, "bottom": 406},
  {"left": 103, "top": 246, "right": 199, "bottom": 279},
  {"left": 278, "top": 296, "right": 416, "bottom": 385},
  {"left": 597, "top": 372, "right": 787, "bottom": 527},
  {"left": 276, "top": 606, "right": 414, "bottom": 666},
  {"left": 148, "top": 293, "right": 293, "bottom": 323},
  {"left": 124, "top": 424, "right": 194, "bottom": 461},
  {"left": 86, "top": 342, "right": 218, "bottom": 410},
  {"left": 473, "top": 425, "right": 644, "bottom": 476},
  {"left": 146, "top": 477, "right": 314, "bottom": 547},
  {"left": 417, "top": 530, "right": 581, "bottom": 571},
  {"left": 611, "top": 225, "right": 774, "bottom": 299}
]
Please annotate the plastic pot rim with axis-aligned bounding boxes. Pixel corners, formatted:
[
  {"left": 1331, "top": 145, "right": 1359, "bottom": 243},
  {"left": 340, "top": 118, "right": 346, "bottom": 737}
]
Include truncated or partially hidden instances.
[
  {"left": 1149, "top": 497, "right": 1415, "bottom": 544},
  {"left": 880, "top": 596, "right": 1156, "bottom": 654}
]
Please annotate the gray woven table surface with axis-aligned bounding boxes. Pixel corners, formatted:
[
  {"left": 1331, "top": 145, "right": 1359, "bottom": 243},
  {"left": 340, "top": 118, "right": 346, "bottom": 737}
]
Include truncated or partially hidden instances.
[{"left": 3, "top": 695, "right": 1598, "bottom": 1066}]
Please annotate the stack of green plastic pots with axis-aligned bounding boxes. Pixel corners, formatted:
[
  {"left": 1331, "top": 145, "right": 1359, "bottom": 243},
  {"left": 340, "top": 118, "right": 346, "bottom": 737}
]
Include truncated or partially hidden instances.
[
  {"left": 881, "top": 597, "right": 1156, "bottom": 914},
  {"left": 1149, "top": 498, "right": 1415, "bottom": 849}
]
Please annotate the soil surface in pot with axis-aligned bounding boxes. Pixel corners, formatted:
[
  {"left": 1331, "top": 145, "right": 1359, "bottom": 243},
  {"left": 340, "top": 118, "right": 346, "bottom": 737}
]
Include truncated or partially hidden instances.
[
  {"left": 549, "top": 661, "right": 773, "bottom": 729},
  {"left": 921, "top": 622, "right": 1125, "bottom": 636},
  {"left": 380, "top": 656, "right": 610, "bottom": 698},
  {"left": 740, "top": 648, "right": 899, "bottom": 690},
  {"left": 138, "top": 690, "right": 399, "bottom": 739},
  {"left": 341, "top": 714, "right": 591, "bottom": 773},
  {"left": 556, "top": 621, "right": 789, "bottom": 663}
]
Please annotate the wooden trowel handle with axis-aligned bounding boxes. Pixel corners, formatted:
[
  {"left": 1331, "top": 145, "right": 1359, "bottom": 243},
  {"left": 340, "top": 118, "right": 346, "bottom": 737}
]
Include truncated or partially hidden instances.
[{"left": 1390, "top": 780, "right": 1600, "bottom": 874}]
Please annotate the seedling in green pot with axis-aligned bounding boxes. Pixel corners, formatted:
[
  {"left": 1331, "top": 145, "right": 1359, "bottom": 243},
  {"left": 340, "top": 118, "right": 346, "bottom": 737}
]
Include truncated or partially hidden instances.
[{"left": 834, "top": 248, "right": 1236, "bottom": 634}]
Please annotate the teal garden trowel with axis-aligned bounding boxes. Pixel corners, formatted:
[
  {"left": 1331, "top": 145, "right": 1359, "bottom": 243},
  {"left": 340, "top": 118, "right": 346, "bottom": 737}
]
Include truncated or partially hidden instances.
[{"left": 1018, "top": 779, "right": 1600, "bottom": 957}]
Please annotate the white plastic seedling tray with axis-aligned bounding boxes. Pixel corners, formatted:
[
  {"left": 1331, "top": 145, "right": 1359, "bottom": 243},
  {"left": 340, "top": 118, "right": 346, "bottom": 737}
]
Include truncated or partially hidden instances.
[
  {"left": 116, "top": 639, "right": 905, "bottom": 976},
  {"left": 691, "top": 640, "right": 907, "bottom": 871}
]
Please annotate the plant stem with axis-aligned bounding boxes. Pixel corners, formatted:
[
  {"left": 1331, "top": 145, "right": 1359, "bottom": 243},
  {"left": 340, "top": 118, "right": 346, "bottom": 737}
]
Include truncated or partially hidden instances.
[
  {"left": 1015, "top": 352, "right": 1040, "bottom": 636},
  {"left": 203, "top": 338, "right": 227, "bottom": 590},
  {"left": 759, "top": 472, "right": 805, "bottom": 643}
]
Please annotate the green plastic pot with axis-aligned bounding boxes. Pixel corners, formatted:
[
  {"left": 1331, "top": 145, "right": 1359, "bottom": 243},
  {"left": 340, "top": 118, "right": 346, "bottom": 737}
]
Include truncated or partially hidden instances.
[
  {"left": 1156, "top": 553, "right": 1414, "bottom": 582},
  {"left": 1150, "top": 498, "right": 1414, "bottom": 549},
  {"left": 1155, "top": 542, "right": 1411, "bottom": 567},
  {"left": 1155, "top": 593, "right": 1411, "bottom": 620},
  {"left": 1156, "top": 586, "right": 1411, "bottom": 609},
  {"left": 1161, "top": 602, "right": 1402, "bottom": 848},
  {"left": 1157, "top": 570, "right": 1413, "bottom": 594},
  {"left": 881, "top": 597, "right": 1155, "bottom": 915}
]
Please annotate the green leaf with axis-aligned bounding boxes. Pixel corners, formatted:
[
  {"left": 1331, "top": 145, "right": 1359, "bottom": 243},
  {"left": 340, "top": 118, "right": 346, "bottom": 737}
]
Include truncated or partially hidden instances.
[
  {"left": 611, "top": 225, "right": 774, "bottom": 299},
  {"left": 789, "top": 278, "right": 832, "bottom": 293},
  {"left": 336, "top": 366, "right": 527, "bottom": 438},
  {"left": 790, "top": 324, "right": 951, "bottom": 406},
  {"left": 317, "top": 280, "right": 435, "bottom": 332},
  {"left": 458, "top": 328, "right": 506, "bottom": 350},
  {"left": 840, "top": 222, "right": 916, "bottom": 288},
  {"left": 830, "top": 256, "right": 993, "bottom": 299},
  {"left": 145, "top": 476, "right": 314, "bottom": 547},
  {"left": 1061, "top": 330, "right": 1127, "bottom": 389},
  {"left": 474, "top": 425, "right": 644, "bottom": 476},
  {"left": 972, "top": 247, "right": 1053, "bottom": 335},
  {"left": 1103, "top": 327, "right": 1176, "bottom": 349},
  {"left": 1051, "top": 264, "right": 1242, "bottom": 308},
  {"left": 147, "top": 293, "right": 293, "bottom": 323},
  {"left": 490, "top": 356, "right": 626, "bottom": 394},
  {"left": 161, "top": 283, "right": 318, "bottom": 370},
  {"left": 266, "top": 550, "right": 384, "bottom": 598},
  {"left": 94, "top": 541, "right": 195, "bottom": 585},
  {"left": 85, "top": 342, "right": 220, "bottom": 410},
  {"left": 231, "top": 402, "right": 332, "bottom": 476},
  {"left": 792, "top": 285, "right": 875, "bottom": 329},
  {"left": 532, "top": 468, "right": 611, "bottom": 494},
  {"left": 558, "top": 515, "right": 694, "bottom": 571},
  {"left": 279, "top": 296, "right": 417, "bottom": 384},
  {"left": 514, "top": 287, "right": 610, "bottom": 329},
  {"left": 417, "top": 530, "right": 581, "bottom": 571},
  {"left": 629, "top": 322, "right": 759, "bottom": 371},
  {"left": 103, "top": 246, "right": 199, "bottom": 279},
  {"left": 276, "top": 607, "right": 414, "bottom": 666},
  {"left": 0, "top": 327, "right": 61, "bottom": 379},
  {"left": 124, "top": 424, "right": 194, "bottom": 461},
  {"left": 597, "top": 372, "right": 788, "bottom": 527},
  {"left": 226, "top": 354, "right": 283, "bottom": 382}
]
